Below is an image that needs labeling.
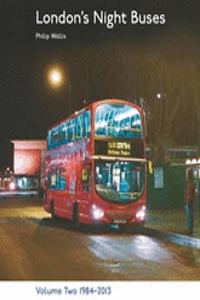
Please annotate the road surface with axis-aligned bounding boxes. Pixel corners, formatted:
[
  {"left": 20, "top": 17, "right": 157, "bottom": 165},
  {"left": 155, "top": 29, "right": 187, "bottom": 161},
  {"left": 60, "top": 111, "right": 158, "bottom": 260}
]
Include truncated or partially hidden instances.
[{"left": 0, "top": 197, "right": 200, "bottom": 280}]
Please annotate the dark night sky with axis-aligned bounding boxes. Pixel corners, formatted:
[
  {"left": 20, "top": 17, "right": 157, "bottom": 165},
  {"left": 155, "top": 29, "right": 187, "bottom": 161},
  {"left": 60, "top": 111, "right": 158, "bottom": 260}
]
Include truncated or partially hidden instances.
[{"left": 0, "top": 0, "right": 200, "bottom": 170}]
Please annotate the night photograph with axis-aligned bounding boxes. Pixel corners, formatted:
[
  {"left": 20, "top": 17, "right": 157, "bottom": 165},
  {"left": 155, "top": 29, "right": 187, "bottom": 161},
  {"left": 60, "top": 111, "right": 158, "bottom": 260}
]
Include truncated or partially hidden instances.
[{"left": 0, "top": 0, "right": 200, "bottom": 299}]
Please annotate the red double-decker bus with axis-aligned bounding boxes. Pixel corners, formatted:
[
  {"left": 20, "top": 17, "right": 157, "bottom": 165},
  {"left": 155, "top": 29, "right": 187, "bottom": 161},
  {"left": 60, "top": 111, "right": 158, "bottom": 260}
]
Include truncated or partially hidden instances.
[{"left": 44, "top": 99, "right": 146, "bottom": 228}]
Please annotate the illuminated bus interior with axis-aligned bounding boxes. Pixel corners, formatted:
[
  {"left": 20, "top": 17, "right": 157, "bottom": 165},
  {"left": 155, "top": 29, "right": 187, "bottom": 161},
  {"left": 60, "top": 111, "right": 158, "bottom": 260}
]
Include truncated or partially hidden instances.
[
  {"left": 95, "top": 103, "right": 142, "bottom": 139},
  {"left": 48, "top": 110, "right": 91, "bottom": 150},
  {"left": 95, "top": 161, "right": 145, "bottom": 203}
]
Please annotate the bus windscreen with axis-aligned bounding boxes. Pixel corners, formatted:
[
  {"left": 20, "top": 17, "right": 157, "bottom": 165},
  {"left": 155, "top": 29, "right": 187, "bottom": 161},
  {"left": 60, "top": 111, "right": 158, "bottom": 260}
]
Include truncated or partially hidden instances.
[
  {"left": 95, "top": 103, "right": 143, "bottom": 139},
  {"left": 95, "top": 160, "right": 145, "bottom": 203}
]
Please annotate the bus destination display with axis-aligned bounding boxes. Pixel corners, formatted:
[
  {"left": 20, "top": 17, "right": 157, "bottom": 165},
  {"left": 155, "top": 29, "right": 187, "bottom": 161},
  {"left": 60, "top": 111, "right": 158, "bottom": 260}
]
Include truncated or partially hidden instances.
[{"left": 95, "top": 140, "right": 144, "bottom": 158}]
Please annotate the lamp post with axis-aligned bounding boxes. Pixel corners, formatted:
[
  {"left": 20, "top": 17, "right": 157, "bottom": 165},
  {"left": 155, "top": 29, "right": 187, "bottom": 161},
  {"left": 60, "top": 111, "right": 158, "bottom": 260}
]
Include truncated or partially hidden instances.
[{"left": 156, "top": 92, "right": 167, "bottom": 160}]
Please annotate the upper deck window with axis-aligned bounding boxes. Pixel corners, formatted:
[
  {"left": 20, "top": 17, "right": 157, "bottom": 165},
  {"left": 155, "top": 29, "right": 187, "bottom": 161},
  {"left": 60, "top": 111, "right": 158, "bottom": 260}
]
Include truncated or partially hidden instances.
[
  {"left": 95, "top": 103, "right": 143, "bottom": 139},
  {"left": 47, "top": 110, "right": 91, "bottom": 150}
]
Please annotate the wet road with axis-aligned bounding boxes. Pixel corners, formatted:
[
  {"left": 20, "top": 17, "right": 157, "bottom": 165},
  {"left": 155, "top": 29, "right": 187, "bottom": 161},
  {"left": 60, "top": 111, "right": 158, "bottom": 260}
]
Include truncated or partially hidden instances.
[{"left": 0, "top": 197, "right": 200, "bottom": 280}]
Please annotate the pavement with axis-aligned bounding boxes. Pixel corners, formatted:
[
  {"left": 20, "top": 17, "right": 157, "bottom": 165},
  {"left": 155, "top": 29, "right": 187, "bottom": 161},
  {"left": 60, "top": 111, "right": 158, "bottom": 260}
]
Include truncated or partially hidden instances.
[{"left": 144, "top": 207, "right": 200, "bottom": 248}]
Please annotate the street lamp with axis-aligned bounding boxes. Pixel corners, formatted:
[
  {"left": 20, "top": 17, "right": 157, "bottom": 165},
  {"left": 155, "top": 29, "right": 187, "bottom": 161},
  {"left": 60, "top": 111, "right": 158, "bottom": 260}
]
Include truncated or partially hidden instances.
[
  {"left": 47, "top": 66, "right": 72, "bottom": 113},
  {"left": 156, "top": 93, "right": 161, "bottom": 99},
  {"left": 48, "top": 67, "right": 63, "bottom": 88}
]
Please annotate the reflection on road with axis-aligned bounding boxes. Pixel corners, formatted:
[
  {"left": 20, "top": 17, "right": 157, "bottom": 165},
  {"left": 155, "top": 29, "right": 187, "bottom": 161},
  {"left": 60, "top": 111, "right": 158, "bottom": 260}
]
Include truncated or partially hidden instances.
[
  {"left": 87, "top": 232, "right": 200, "bottom": 279},
  {"left": 88, "top": 234, "right": 172, "bottom": 262}
]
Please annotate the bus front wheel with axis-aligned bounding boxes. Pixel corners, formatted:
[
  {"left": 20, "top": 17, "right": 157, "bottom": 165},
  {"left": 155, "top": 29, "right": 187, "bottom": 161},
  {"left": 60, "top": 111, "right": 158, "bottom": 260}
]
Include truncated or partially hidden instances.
[{"left": 73, "top": 204, "right": 79, "bottom": 230}]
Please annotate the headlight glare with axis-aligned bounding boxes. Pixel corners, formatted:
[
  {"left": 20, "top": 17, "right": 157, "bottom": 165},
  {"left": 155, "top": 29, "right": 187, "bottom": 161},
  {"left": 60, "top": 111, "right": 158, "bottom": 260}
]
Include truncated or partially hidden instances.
[
  {"left": 92, "top": 204, "right": 104, "bottom": 220},
  {"left": 136, "top": 206, "right": 146, "bottom": 220}
]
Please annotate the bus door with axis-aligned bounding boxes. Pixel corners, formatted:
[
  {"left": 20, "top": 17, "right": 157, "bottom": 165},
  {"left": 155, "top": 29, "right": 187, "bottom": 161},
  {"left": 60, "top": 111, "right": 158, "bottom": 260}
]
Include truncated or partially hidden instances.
[
  {"left": 80, "top": 163, "right": 92, "bottom": 214},
  {"left": 56, "top": 167, "right": 67, "bottom": 214}
]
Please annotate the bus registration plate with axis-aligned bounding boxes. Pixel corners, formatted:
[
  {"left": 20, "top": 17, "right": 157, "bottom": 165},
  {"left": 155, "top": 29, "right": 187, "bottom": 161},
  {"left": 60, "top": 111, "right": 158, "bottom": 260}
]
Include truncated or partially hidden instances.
[{"left": 113, "top": 219, "right": 127, "bottom": 224}]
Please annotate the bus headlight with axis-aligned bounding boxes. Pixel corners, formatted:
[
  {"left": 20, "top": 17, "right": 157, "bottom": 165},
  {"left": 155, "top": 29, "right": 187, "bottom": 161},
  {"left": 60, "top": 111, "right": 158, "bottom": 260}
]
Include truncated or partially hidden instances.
[
  {"left": 136, "top": 205, "right": 146, "bottom": 220},
  {"left": 92, "top": 205, "right": 104, "bottom": 220}
]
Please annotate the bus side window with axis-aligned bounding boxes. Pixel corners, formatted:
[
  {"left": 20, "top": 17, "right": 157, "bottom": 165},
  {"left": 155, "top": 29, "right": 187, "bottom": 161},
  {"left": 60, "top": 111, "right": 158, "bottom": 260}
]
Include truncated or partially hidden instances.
[
  {"left": 75, "top": 115, "right": 82, "bottom": 140},
  {"left": 68, "top": 120, "right": 72, "bottom": 142},
  {"left": 75, "top": 112, "right": 86, "bottom": 140},
  {"left": 80, "top": 113, "right": 85, "bottom": 139},
  {"left": 68, "top": 119, "right": 75, "bottom": 142},
  {"left": 58, "top": 124, "right": 65, "bottom": 145},
  {"left": 64, "top": 121, "right": 68, "bottom": 143},
  {"left": 47, "top": 131, "right": 51, "bottom": 149},
  {"left": 49, "top": 171, "right": 57, "bottom": 190},
  {"left": 58, "top": 168, "right": 67, "bottom": 190},
  {"left": 85, "top": 110, "right": 91, "bottom": 139},
  {"left": 51, "top": 127, "right": 59, "bottom": 148},
  {"left": 48, "top": 168, "right": 67, "bottom": 191},
  {"left": 82, "top": 164, "right": 91, "bottom": 192}
]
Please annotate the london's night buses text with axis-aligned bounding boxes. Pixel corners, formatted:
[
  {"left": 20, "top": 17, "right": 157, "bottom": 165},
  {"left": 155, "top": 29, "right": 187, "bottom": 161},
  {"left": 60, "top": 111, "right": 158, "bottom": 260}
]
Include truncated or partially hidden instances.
[{"left": 35, "top": 10, "right": 166, "bottom": 29}]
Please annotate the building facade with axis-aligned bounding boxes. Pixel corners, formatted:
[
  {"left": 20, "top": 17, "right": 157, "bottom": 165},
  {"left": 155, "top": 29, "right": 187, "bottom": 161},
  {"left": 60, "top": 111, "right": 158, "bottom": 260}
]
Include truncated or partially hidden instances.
[{"left": 11, "top": 140, "right": 47, "bottom": 192}]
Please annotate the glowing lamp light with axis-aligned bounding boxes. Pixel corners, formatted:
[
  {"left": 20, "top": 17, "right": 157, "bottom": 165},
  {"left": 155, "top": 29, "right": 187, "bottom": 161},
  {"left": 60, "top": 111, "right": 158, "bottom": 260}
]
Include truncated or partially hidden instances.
[
  {"left": 192, "top": 159, "right": 197, "bottom": 165},
  {"left": 185, "top": 159, "right": 191, "bottom": 165},
  {"left": 156, "top": 93, "right": 161, "bottom": 99},
  {"left": 48, "top": 67, "right": 63, "bottom": 88},
  {"left": 185, "top": 158, "right": 200, "bottom": 165}
]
